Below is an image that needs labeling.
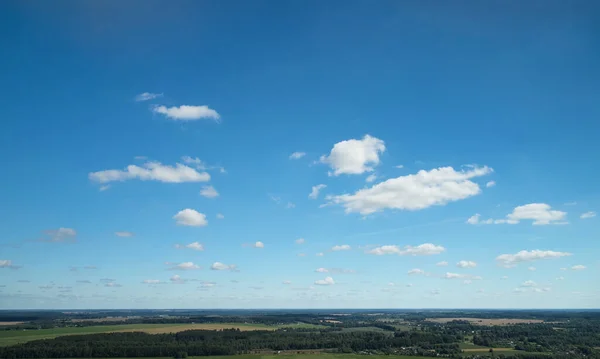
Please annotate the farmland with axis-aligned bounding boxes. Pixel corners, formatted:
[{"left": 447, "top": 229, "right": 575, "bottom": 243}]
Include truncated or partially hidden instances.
[{"left": 425, "top": 317, "right": 546, "bottom": 325}]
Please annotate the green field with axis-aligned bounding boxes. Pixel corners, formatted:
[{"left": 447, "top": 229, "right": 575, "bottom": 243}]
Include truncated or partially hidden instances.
[
  {"left": 0, "top": 323, "right": 278, "bottom": 347},
  {"left": 66, "top": 355, "right": 422, "bottom": 359}
]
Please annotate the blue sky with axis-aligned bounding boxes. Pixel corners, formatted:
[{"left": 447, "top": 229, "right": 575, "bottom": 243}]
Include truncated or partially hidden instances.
[{"left": 0, "top": 0, "right": 599, "bottom": 309}]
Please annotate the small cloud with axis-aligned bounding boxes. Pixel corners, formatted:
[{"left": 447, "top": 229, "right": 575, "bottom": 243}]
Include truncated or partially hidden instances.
[
  {"left": 556, "top": 276, "right": 564, "bottom": 280},
  {"left": 367, "top": 243, "right": 445, "bottom": 256},
  {"left": 90, "top": 160, "right": 210, "bottom": 184},
  {"left": 571, "top": 265, "right": 586, "bottom": 271},
  {"left": 200, "top": 281, "right": 216, "bottom": 288},
  {"left": 560, "top": 267, "right": 568, "bottom": 271},
  {"left": 406, "top": 283, "right": 413, "bottom": 287},
  {"left": 105, "top": 282, "right": 122, "bottom": 288},
  {"left": 444, "top": 272, "right": 465, "bottom": 279},
  {"left": 84, "top": 265, "right": 97, "bottom": 270},
  {"left": 169, "top": 262, "right": 201, "bottom": 270},
  {"left": 486, "top": 180, "right": 496, "bottom": 188},
  {"left": 457, "top": 260, "right": 477, "bottom": 268},
  {"left": 331, "top": 244, "right": 351, "bottom": 251},
  {"left": 314, "top": 276, "right": 335, "bottom": 285},
  {"left": 316, "top": 252, "right": 324, "bottom": 257},
  {"left": 253, "top": 241, "right": 265, "bottom": 248},
  {"left": 295, "top": 238, "right": 305, "bottom": 244},
  {"left": 297, "top": 253, "right": 306, "bottom": 257},
  {"left": 521, "top": 280, "right": 536, "bottom": 287},
  {"left": 436, "top": 261, "right": 448, "bottom": 267},
  {"left": 501, "top": 276, "right": 508, "bottom": 280},
  {"left": 115, "top": 231, "right": 134, "bottom": 238},
  {"left": 407, "top": 268, "right": 425, "bottom": 275},
  {"left": 365, "top": 174, "right": 377, "bottom": 183},
  {"left": 200, "top": 185, "right": 219, "bottom": 198},
  {"left": 99, "top": 185, "right": 111, "bottom": 191},
  {"left": 170, "top": 275, "right": 185, "bottom": 283},
  {"left": 463, "top": 280, "right": 472, "bottom": 285},
  {"left": 152, "top": 105, "right": 220, "bottom": 122},
  {"left": 175, "top": 242, "right": 204, "bottom": 251},
  {"left": 216, "top": 213, "right": 225, "bottom": 219},
  {"left": 315, "top": 268, "right": 329, "bottom": 273},
  {"left": 308, "top": 184, "right": 327, "bottom": 199},
  {"left": 580, "top": 211, "right": 596, "bottom": 219},
  {"left": 173, "top": 209, "right": 208, "bottom": 227},
  {"left": 210, "top": 262, "right": 236, "bottom": 271},
  {"left": 76, "top": 280, "right": 91, "bottom": 284},
  {"left": 42, "top": 228, "right": 77, "bottom": 242},
  {"left": 135, "top": 92, "right": 163, "bottom": 102},
  {"left": 17, "top": 279, "right": 30, "bottom": 283},
  {"left": 388, "top": 282, "right": 395, "bottom": 286},
  {"left": 143, "top": 279, "right": 161, "bottom": 284},
  {"left": 496, "top": 249, "right": 572, "bottom": 267},
  {"left": 395, "top": 165, "right": 404, "bottom": 169},
  {"left": 564, "top": 202, "right": 577, "bottom": 206},
  {"left": 289, "top": 152, "right": 306, "bottom": 160},
  {"left": 528, "top": 266, "right": 536, "bottom": 271},
  {"left": 286, "top": 202, "right": 295, "bottom": 209}
]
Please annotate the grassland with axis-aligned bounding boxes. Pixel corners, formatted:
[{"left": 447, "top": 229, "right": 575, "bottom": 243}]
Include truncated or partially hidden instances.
[
  {"left": 426, "top": 317, "right": 545, "bottom": 326},
  {"left": 66, "top": 355, "right": 423, "bottom": 359},
  {"left": 0, "top": 323, "right": 279, "bottom": 346}
]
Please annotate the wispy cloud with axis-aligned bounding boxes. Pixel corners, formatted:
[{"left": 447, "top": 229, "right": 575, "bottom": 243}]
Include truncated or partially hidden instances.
[
  {"left": 152, "top": 105, "right": 220, "bottom": 122},
  {"left": 135, "top": 92, "right": 163, "bottom": 102}
]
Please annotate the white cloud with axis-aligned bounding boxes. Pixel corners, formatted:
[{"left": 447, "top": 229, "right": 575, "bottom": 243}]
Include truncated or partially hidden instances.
[
  {"left": 42, "top": 228, "right": 77, "bottom": 242},
  {"left": 467, "top": 213, "right": 517, "bottom": 225},
  {"left": 501, "top": 276, "right": 508, "bottom": 280},
  {"left": 528, "top": 266, "right": 536, "bottom": 271},
  {"left": 286, "top": 202, "right": 296, "bottom": 209},
  {"left": 326, "top": 165, "right": 492, "bottom": 215},
  {"left": 466, "top": 214, "right": 481, "bottom": 225},
  {"left": 444, "top": 272, "right": 465, "bottom": 279},
  {"left": 115, "top": 231, "right": 134, "bottom": 237},
  {"left": 295, "top": 238, "right": 305, "bottom": 244},
  {"left": 315, "top": 268, "right": 329, "bottom": 273},
  {"left": 152, "top": 105, "right": 220, "bottom": 122},
  {"left": 496, "top": 250, "right": 572, "bottom": 267},
  {"left": 560, "top": 267, "right": 568, "bottom": 271},
  {"left": 463, "top": 280, "right": 472, "bottom": 285},
  {"left": 200, "top": 185, "right": 219, "bottom": 198},
  {"left": 331, "top": 244, "right": 351, "bottom": 251},
  {"left": 200, "top": 281, "right": 216, "bottom": 288},
  {"left": 0, "top": 260, "right": 20, "bottom": 269},
  {"left": 89, "top": 161, "right": 210, "bottom": 184},
  {"left": 580, "top": 211, "right": 596, "bottom": 219},
  {"left": 253, "top": 241, "right": 265, "bottom": 248},
  {"left": 367, "top": 243, "right": 445, "bottom": 256},
  {"left": 521, "top": 280, "right": 536, "bottom": 287},
  {"left": 436, "top": 261, "right": 448, "bottom": 267},
  {"left": 282, "top": 280, "right": 291, "bottom": 285},
  {"left": 506, "top": 203, "right": 567, "bottom": 225},
  {"left": 143, "top": 279, "right": 161, "bottom": 284},
  {"left": 314, "top": 276, "right": 335, "bottom": 285},
  {"left": 173, "top": 209, "right": 208, "bottom": 227},
  {"left": 99, "top": 185, "right": 111, "bottom": 191},
  {"left": 211, "top": 262, "right": 236, "bottom": 271},
  {"left": 532, "top": 287, "right": 551, "bottom": 293},
  {"left": 564, "top": 201, "right": 577, "bottom": 206},
  {"left": 289, "top": 152, "right": 306, "bottom": 160},
  {"left": 365, "top": 174, "right": 377, "bottom": 183},
  {"left": 308, "top": 184, "right": 327, "bottom": 199},
  {"left": 408, "top": 268, "right": 425, "bottom": 275},
  {"left": 486, "top": 180, "right": 496, "bottom": 188},
  {"left": 135, "top": 92, "right": 163, "bottom": 102},
  {"left": 556, "top": 276, "right": 564, "bottom": 280},
  {"left": 395, "top": 165, "right": 404, "bottom": 169},
  {"left": 175, "top": 242, "right": 204, "bottom": 251},
  {"left": 216, "top": 213, "right": 225, "bottom": 219},
  {"left": 457, "top": 260, "right": 477, "bottom": 268},
  {"left": 316, "top": 252, "right": 324, "bottom": 257},
  {"left": 571, "top": 265, "right": 586, "bottom": 271},
  {"left": 170, "top": 275, "right": 185, "bottom": 283},
  {"left": 169, "top": 262, "right": 201, "bottom": 270},
  {"left": 319, "top": 135, "right": 385, "bottom": 176}
]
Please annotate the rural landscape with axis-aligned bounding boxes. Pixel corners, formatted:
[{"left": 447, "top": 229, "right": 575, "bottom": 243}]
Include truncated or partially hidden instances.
[{"left": 1, "top": 309, "right": 600, "bottom": 358}]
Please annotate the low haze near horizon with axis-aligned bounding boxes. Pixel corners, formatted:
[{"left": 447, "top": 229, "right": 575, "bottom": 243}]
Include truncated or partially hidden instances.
[{"left": 0, "top": 0, "right": 599, "bottom": 309}]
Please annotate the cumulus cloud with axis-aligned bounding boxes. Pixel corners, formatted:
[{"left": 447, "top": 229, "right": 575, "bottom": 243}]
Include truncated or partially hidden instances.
[
  {"left": 295, "top": 238, "right": 305, "bottom": 244},
  {"left": 319, "top": 135, "right": 385, "bottom": 176},
  {"left": 42, "top": 228, "right": 77, "bottom": 242},
  {"left": 170, "top": 275, "right": 185, "bottom": 283},
  {"left": 457, "top": 260, "right": 477, "bottom": 268},
  {"left": 496, "top": 250, "right": 572, "bottom": 267},
  {"left": 211, "top": 262, "right": 237, "bottom": 271},
  {"left": 173, "top": 209, "right": 208, "bottom": 227},
  {"left": 289, "top": 152, "right": 306, "bottom": 160},
  {"left": 331, "top": 244, "right": 351, "bottom": 251},
  {"left": 365, "top": 174, "right": 377, "bottom": 183},
  {"left": 473, "top": 204, "right": 568, "bottom": 226},
  {"left": 152, "top": 105, "right": 220, "bottom": 122},
  {"left": 436, "top": 261, "right": 448, "bottom": 267},
  {"left": 253, "top": 241, "right": 265, "bottom": 248},
  {"left": 115, "top": 231, "right": 134, "bottom": 237},
  {"left": 314, "top": 276, "right": 335, "bottom": 285},
  {"left": 135, "top": 92, "right": 163, "bottom": 102},
  {"left": 216, "top": 213, "right": 225, "bottom": 219},
  {"left": 486, "top": 181, "right": 496, "bottom": 188},
  {"left": 580, "top": 211, "right": 596, "bottom": 219},
  {"left": 367, "top": 243, "right": 445, "bottom": 256},
  {"left": 200, "top": 185, "right": 219, "bottom": 198},
  {"left": 143, "top": 279, "right": 161, "bottom": 284},
  {"left": 309, "top": 184, "right": 327, "bottom": 199},
  {"left": 444, "top": 272, "right": 465, "bottom": 279},
  {"left": 571, "top": 265, "right": 586, "bottom": 271},
  {"left": 89, "top": 161, "right": 210, "bottom": 184},
  {"left": 169, "top": 262, "right": 201, "bottom": 270},
  {"left": 175, "top": 242, "right": 204, "bottom": 251},
  {"left": 408, "top": 268, "right": 425, "bottom": 275},
  {"left": 326, "top": 165, "right": 492, "bottom": 215}
]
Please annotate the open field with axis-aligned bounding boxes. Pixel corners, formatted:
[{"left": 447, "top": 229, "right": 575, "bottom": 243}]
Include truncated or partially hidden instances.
[
  {"left": 0, "top": 323, "right": 276, "bottom": 346},
  {"left": 426, "top": 317, "right": 545, "bottom": 325},
  {"left": 462, "top": 348, "right": 516, "bottom": 352},
  {"left": 0, "top": 322, "right": 24, "bottom": 326},
  {"left": 66, "top": 355, "right": 423, "bottom": 359},
  {"left": 71, "top": 317, "right": 131, "bottom": 323}
]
